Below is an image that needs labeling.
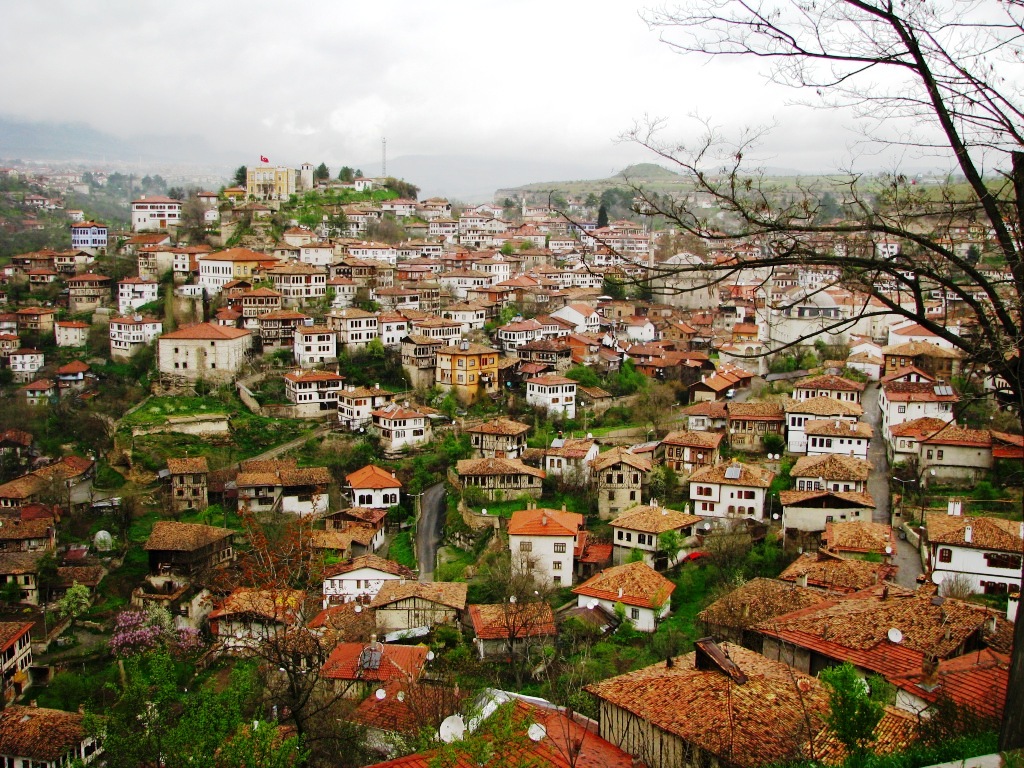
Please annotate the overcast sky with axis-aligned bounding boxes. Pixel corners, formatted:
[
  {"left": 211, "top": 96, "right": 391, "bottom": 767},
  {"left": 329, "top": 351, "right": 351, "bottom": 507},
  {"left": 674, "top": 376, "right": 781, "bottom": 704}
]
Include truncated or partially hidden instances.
[{"left": 1, "top": 0, "right": 922, "bottom": 184}]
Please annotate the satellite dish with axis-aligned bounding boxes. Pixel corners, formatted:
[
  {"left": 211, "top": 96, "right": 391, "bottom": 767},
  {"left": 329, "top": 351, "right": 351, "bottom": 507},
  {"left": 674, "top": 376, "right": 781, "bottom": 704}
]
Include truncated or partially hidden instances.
[
  {"left": 426, "top": 650, "right": 435, "bottom": 661},
  {"left": 397, "top": 691, "right": 406, "bottom": 702},
  {"left": 887, "top": 627, "right": 904, "bottom": 644},
  {"left": 375, "top": 688, "right": 387, "bottom": 700},
  {"left": 587, "top": 599, "right": 599, "bottom": 610},
  {"left": 509, "top": 595, "right": 517, "bottom": 604},
  {"left": 885, "top": 546, "right": 893, "bottom": 554},
  {"left": 439, "top": 715, "right": 466, "bottom": 743},
  {"left": 527, "top": 723, "right": 547, "bottom": 742},
  {"left": 355, "top": 604, "right": 363, "bottom": 613},
  {"left": 481, "top": 509, "right": 488, "bottom": 515}
]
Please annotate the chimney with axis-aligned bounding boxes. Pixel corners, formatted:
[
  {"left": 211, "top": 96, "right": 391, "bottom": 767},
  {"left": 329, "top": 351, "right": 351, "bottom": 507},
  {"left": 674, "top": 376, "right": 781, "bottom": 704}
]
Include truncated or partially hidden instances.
[
  {"left": 797, "top": 573, "right": 809, "bottom": 588},
  {"left": 561, "top": 504, "right": 566, "bottom": 512},
  {"left": 948, "top": 498, "right": 962, "bottom": 516},
  {"left": 617, "top": 587, "right": 624, "bottom": 599},
  {"left": 921, "top": 655, "right": 940, "bottom": 687},
  {"left": 541, "top": 514, "right": 548, "bottom": 526},
  {"left": 881, "top": 585, "right": 889, "bottom": 600},
  {"left": 964, "top": 524, "right": 973, "bottom": 544},
  {"left": 740, "top": 602, "right": 750, "bottom": 619}
]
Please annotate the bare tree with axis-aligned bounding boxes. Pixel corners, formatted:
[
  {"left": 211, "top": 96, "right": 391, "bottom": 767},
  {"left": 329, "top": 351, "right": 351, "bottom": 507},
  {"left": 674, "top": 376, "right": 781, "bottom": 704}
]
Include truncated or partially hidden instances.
[{"left": 596, "top": 0, "right": 1024, "bottom": 749}]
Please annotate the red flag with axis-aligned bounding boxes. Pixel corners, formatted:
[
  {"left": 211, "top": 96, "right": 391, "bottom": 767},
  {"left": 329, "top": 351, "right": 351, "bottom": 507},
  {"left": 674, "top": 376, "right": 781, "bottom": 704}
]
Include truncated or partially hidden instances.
[{"left": 260, "top": 155, "right": 269, "bottom": 163}]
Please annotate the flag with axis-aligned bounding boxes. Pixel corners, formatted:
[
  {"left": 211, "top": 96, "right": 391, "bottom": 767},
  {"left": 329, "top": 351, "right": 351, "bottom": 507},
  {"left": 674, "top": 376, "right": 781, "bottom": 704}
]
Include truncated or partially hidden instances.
[{"left": 260, "top": 155, "right": 269, "bottom": 163}]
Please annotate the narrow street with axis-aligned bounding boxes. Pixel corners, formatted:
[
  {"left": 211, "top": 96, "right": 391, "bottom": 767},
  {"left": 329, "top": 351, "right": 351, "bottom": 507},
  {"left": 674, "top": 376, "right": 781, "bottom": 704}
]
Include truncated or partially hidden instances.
[
  {"left": 862, "top": 383, "right": 922, "bottom": 587},
  {"left": 416, "top": 482, "right": 447, "bottom": 582}
]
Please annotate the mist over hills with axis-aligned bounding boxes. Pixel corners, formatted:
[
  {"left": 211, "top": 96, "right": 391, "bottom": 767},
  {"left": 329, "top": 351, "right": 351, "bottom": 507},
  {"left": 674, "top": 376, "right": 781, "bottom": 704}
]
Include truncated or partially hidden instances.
[{"left": 0, "top": 116, "right": 823, "bottom": 202}]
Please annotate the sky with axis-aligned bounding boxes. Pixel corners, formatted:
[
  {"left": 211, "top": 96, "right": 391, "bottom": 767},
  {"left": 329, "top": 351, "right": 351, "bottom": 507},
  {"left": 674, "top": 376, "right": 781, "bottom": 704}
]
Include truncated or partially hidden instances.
[{"left": 0, "top": 0, "right": 937, "bottom": 190}]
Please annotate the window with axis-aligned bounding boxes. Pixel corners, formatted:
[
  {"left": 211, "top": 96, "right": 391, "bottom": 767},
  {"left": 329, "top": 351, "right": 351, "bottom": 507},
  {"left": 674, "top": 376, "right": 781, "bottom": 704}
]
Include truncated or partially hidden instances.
[
  {"left": 937, "top": 449, "right": 944, "bottom": 460},
  {"left": 553, "top": 575, "right": 561, "bottom": 585},
  {"left": 607, "top": 491, "right": 615, "bottom": 501},
  {"left": 616, "top": 531, "right": 624, "bottom": 540},
  {"left": 630, "top": 608, "right": 641, "bottom": 620},
  {"left": 554, "top": 543, "right": 566, "bottom": 553},
  {"left": 986, "top": 552, "right": 1022, "bottom": 570},
  {"left": 938, "top": 548, "right": 952, "bottom": 563},
  {"left": 898, "top": 405, "right": 907, "bottom": 414},
  {"left": 552, "top": 561, "right": 562, "bottom": 570}
]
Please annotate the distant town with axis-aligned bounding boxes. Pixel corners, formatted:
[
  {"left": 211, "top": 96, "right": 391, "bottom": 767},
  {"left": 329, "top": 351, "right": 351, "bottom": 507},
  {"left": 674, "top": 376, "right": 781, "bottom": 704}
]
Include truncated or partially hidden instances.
[{"left": 0, "top": 158, "right": 1016, "bottom": 768}]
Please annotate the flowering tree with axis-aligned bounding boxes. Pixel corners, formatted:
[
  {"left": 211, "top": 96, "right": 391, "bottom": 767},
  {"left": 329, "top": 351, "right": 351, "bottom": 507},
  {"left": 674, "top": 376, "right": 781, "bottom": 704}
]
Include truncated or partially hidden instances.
[{"left": 109, "top": 605, "right": 204, "bottom": 660}]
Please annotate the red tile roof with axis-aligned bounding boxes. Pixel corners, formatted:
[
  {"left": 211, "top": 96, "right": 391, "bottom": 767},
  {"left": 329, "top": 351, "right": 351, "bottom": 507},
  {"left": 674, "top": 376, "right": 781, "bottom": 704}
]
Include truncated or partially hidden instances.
[
  {"left": 468, "top": 602, "right": 558, "bottom": 640},
  {"left": 322, "top": 641, "right": 428, "bottom": 682},
  {"left": 508, "top": 508, "right": 582, "bottom": 537},
  {"left": 346, "top": 465, "right": 403, "bottom": 489}
]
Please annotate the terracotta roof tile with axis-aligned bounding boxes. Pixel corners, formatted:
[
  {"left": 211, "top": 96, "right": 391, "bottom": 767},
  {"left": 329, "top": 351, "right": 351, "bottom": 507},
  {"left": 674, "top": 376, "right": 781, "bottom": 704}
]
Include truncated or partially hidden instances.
[
  {"left": 698, "top": 578, "right": 829, "bottom": 631},
  {"left": 661, "top": 430, "right": 724, "bottom": 449},
  {"left": 370, "top": 580, "right": 468, "bottom": 610},
  {"left": 591, "top": 446, "right": 652, "bottom": 473},
  {"left": 322, "top": 641, "right": 428, "bottom": 682},
  {"left": 925, "top": 513, "right": 1023, "bottom": 552},
  {"left": 456, "top": 457, "right": 546, "bottom": 479},
  {"left": 824, "top": 521, "right": 895, "bottom": 554},
  {"left": 346, "top": 465, "right": 403, "bottom": 489},
  {"left": 166, "top": 456, "right": 209, "bottom": 475},
  {"left": 779, "top": 550, "right": 896, "bottom": 592},
  {"left": 785, "top": 396, "right": 864, "bottom": 417},
  {"left": 572, "top": 561, "right": 675, "bottom": 609},
  {"left": 793, "top": 374, "right": 866, "bottom": 392},
  {"left": 688, "top": 461, "right": 774, "bottom": 488},
  {"left": 468, "top": 602, "right": 558, "bottom": 640},
  {"left": 508, "top": 508, "right": 582, "bottom": 537},
  {"left": 586, "top": 644, "right": 829, "bottom": 768},
  {"left": 323, "top": 554, "right": 414, "bottom": 579},
  {"left": 612, "top": 505, "right": 702, "bottom": 534},
  {"left": 0, "top": 706, "right": 88, "bottom": 761},
  {"left": 791, "top": 454, "right": 872, "bottom": 482}
]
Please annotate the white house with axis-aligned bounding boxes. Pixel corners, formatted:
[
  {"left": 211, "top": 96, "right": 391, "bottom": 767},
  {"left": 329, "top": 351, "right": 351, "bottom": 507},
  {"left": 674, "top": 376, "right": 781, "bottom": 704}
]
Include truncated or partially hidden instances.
[
  {"left": 371, "top": 403, "right": 432, "bottom": 452},
  {"left": 508, "top": 506, "right": 584, "bottom": 587},
  {"left": 292, "top": 325, "right": 337, "bottom": 368},
  {"left": 551, "top": 303, "right": 602, "bottom": 334},
  {"left": 321, "top": 554, "right": 414, "bottom": 607},
  {"left": 283, "top": 369, "right": 346, "bottom": 417},
  {"left": 785, "top": 396, "right": 864, "bottom": 453},
  {"left": 345, "top": 464, "right": 402, "bottom": 509},
  {"left": 878, "top": 374, "right": 957, "bottom": 440},
  {"left": 377, "top": 313, "right": 410, "bottom": 349},
  {"left": 779, "top": 488, "right": 876, "bottom": 534},
  {"left": 0, "top": 705, "right": 102, "bottom": 767},
  {"left": 70, "top": 220, "right": 108, "bottom": 252},
  {"left": 926, "top": 508, "right": 1023, "bottom": 595},
  {"left": 544, "top": 437, "right": 599, "bottom": 484},
  {"left": 496, "top": 319, "right": 544, "bottom": 354},
  {"left": 687, "top": 461, "right": 775, "bottom": 520},
  {"left": 790, "top": 453, "right": 873, "bottom": 494},
  {"left": 792, "top": 374, "right": 866, "bottom": 404},
  {"left": 109, "top": 316, "right": 163, "bottom": 361},
  {"left": 157, "top": 323, "right": 252, "bottom": 383},
  {"left": 118, "top": 277, "right": 159, "bottom": 315},
  {"left": 338, "top": 384, "right": 396, "bottom": 430},
  {"left": 55, "top": 320, "right": 90, "bottom": 348},
  {"left": 610, "top": 503, "right": 703, "bottom": 569},
  {"left": 526, "top": 374, "right": 577, "bottom": 419},
  {"left": 131, "top": 196, "right": 182, "bottom": 231},
  {"left": 327, "top": 308, "right": 379, "bottom": 352},
  {"left": 572, "top": 561, "right": 675, "bottom": 632},
  {"left": 804, "top": 419, "right": 873, "bottom": 459},
  {"left": 235, "top": 460, "right": 331, "bottom": 516},
  {"left": 7, "top": 349, "right": 43, "bottom": 383}
]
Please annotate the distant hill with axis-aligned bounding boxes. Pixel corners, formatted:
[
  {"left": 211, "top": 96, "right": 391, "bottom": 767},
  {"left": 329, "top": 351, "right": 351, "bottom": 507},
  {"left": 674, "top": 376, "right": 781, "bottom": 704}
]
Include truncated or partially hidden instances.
[
  {"left": 495, "top": 162, "right": 694, "bottom": 202},
  {"left": 0, "top": 116, "right": 230, "bottom": 166}
]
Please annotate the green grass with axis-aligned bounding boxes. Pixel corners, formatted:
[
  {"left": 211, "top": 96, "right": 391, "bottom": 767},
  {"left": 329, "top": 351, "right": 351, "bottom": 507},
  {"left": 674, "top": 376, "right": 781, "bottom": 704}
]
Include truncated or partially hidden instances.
[
  {"left": 121, "top": 396, "right": 232, "bottom": 427},
  {"left": 388, "top": 532, "right": 416, "bottom": 569},
  {"left": 435, "top": 546, "right": 476, "bottom": 582}
]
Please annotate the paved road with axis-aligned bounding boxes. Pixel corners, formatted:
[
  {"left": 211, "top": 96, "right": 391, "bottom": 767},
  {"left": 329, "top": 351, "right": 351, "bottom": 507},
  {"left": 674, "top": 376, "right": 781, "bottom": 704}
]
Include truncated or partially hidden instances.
[
  {"left": 416, "top": 482, "right": 447, "bottom": 582},
  {"left": 862, "top": 384, "right": 891, "bottom": 524},
  {"left": 863, "top": 383, "right": 923, "bottom": 587}
]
